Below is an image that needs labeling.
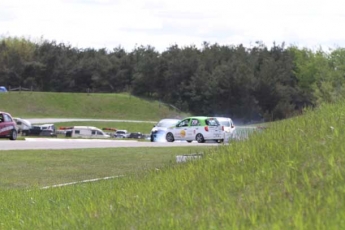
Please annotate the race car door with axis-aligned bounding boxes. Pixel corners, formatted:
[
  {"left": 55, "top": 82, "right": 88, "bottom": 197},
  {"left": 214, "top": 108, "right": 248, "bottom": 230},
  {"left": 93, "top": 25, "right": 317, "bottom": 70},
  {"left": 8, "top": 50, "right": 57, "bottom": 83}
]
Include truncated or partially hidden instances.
[
  {"left": 173, "top": 118, "right": 190, "bottom": 140},
  {"left": 189, "top": 118, "right": 201, "bottom": 140},
  {"left": 0, "top": 113, "right": 5, "bottom": 136},
  {"left": 0, "top": 113, "right": 13, "bottom": 136}
]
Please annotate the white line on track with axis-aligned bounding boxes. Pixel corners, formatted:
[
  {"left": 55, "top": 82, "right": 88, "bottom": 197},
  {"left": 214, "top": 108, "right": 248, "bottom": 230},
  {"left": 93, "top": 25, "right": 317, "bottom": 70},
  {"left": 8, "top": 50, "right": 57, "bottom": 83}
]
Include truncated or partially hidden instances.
[{"left": 41, "top": 175, "right": 124, "bottom": 189}]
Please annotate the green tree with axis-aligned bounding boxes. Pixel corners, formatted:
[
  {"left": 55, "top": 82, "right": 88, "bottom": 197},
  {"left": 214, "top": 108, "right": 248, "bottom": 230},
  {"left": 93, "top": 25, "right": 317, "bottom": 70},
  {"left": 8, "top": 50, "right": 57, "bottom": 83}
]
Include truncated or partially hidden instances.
[
  {"left": 0, "top": 37, "right": 35, "bottom": 88},
  {"left": 160, "top": 45, "right": 200, "bottom": 111},
  {"left": 253, "top": 43, "right": 303, "bottom": 120},
  {"left": 131, "top": 45, "right": 160, "bottom": 96}
]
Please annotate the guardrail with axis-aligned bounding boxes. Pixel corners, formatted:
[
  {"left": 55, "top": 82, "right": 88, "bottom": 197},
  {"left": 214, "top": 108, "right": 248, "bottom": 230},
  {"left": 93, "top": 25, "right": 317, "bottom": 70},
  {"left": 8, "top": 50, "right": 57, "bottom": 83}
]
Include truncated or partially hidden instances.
[{"left": 8, "top": 86, "right": 34, "bottom": 92}]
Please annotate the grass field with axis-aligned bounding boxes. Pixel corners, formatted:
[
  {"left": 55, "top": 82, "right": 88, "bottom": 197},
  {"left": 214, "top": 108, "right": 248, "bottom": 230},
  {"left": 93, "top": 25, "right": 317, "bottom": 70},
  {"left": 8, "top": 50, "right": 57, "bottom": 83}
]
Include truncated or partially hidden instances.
[
  {"left": 0, "top": 91, "right": 188, "bottom": 120},
  {"left": 1, "top": 92, "right": 345, "bottom": 229},
  {"left": 0, "top": 146, "right": 213, "bottom": 190}
]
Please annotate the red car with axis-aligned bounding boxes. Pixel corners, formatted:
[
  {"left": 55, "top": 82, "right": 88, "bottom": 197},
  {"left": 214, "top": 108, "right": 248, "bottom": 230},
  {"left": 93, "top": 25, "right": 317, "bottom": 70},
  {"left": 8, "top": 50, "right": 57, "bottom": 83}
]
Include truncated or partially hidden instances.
[{"left": 0, "top": 111, "right": 17, "bottom": 140}]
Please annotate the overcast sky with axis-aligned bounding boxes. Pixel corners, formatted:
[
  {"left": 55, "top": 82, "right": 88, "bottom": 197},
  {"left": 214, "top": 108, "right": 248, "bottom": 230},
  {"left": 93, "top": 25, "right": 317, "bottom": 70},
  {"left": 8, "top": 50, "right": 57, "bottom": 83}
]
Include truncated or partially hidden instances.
[{"left": 0, "top": 0, "right": 344, "bottom": 52}]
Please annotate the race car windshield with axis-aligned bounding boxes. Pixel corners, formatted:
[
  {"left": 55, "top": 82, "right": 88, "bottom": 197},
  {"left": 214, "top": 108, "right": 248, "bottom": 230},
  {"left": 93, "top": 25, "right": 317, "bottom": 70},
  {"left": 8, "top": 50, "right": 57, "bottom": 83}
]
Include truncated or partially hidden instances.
[
  {"left": 157, "top": 120, "right": 179, "bottom": 127},
  {"left": 206, "top": 119, "right": 220, "bottom": 126},
  {"left": 219, "top": 120, "right": 230, "bottom": 126}
]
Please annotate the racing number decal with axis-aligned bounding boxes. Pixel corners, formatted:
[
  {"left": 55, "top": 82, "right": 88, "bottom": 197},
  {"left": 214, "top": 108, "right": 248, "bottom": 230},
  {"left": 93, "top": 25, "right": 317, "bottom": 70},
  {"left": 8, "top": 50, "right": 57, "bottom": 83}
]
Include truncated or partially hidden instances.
[{"left": 0, "top": 125, "right": 14, "bottom": 134}]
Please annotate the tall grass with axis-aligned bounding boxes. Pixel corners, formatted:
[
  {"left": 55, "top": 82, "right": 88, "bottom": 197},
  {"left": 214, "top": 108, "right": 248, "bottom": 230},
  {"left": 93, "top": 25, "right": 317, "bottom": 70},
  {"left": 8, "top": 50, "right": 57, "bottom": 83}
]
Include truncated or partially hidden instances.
[
  {"left": 1, "top": 102, "right": 345, "bottom": 229},
  {"left": 0, "top": 92, "right": 188, "bottom": 120}
]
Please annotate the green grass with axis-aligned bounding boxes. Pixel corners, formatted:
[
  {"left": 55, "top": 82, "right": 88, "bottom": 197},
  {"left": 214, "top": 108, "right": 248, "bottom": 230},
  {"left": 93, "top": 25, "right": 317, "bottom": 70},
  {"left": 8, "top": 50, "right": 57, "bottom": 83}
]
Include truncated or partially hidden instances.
[
  {"left": 0, "top": 147, "right": 213, "bottom": 190},
  {"left": 0, "top": 91, "right": 188, "bottom": 120},
  {"left": 2, "top": 98, "right": 345, "bottom": 229}
]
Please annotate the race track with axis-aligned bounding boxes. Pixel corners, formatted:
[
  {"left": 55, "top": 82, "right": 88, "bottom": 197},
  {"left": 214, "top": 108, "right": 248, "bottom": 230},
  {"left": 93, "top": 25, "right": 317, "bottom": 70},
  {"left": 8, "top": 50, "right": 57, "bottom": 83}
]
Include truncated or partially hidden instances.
[{"left": 1, "top": 118, "right": 256, "bottom": 151}]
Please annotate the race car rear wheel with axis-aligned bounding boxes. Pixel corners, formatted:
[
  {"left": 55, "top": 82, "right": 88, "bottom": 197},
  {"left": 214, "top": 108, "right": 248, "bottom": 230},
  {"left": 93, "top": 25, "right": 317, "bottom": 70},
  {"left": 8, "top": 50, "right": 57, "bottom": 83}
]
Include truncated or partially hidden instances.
[{"left": 196, "top": 133, "right": 205, "bottom": 143}]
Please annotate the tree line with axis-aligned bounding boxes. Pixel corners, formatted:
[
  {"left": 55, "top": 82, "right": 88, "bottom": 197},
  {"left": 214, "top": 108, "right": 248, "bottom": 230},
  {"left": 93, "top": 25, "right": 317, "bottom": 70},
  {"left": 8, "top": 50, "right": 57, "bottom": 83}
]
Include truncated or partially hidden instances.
[{"left": 1, "top": 36, "right": 345, "bottom": 122}]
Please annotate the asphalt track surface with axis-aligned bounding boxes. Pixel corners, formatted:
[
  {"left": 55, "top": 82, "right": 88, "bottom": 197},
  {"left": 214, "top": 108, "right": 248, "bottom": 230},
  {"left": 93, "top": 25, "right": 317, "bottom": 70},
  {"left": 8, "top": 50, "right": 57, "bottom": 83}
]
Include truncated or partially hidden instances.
[{"left": 0, "top": 138, "right": 219, "bottom": 151}]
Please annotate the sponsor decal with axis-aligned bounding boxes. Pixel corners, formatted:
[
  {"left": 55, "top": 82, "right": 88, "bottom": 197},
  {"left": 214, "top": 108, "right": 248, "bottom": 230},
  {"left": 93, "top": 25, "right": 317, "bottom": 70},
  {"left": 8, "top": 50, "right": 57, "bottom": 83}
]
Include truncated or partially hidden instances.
[
  {"left": 0, "top": 125, "right": 14, "bottom": 134},
  {"left": 180, "top": 130, "right": 186, "bottom": 137}
]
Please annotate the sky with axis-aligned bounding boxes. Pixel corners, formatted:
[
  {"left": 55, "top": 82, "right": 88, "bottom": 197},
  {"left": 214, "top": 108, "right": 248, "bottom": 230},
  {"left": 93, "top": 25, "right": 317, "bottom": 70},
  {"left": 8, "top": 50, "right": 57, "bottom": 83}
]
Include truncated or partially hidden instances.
[{"left": 0, "top": 0, "right": 344, "bottom": 52}]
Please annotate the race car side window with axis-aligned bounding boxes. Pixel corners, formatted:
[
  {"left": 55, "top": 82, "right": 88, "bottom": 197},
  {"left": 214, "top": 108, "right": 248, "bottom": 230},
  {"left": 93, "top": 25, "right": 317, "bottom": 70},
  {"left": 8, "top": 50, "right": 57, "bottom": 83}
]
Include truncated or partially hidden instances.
[
  {"left": 0, "top": 114, "right": 3, "bottom": 122},
  {"left": 4, "top": 114, "right": 12, "bottom": 122},
  {"left": 191, "top": 119, "right": 200, "bottom": 126},
  {"left": 3, "top": 114, "right": 8, "bottom": 122},
  {"left": 177, "top": 119, "right": 190, "bottom": 127},
  {"left": 206, "top": 118, "right": 219, "bottom": 126}
]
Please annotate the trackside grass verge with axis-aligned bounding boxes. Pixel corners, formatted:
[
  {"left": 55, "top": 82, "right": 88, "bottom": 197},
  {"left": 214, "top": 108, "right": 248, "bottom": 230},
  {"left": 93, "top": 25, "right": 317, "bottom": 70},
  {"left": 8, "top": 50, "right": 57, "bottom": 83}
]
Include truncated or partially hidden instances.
[
  {"left": 0, "top": 92, "right": 189, "bottom": 120},
  {"left": 0, "top": 147, "right": 213, "bottom": 189},
  {"left": 1, "top": 102, "right": 345, "bottom": 229}
]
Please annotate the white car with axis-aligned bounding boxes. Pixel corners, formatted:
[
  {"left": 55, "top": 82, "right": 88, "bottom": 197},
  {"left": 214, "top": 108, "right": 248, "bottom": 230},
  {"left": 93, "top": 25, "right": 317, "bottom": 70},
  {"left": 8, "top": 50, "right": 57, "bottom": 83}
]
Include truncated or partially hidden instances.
[
  {"left": 215, "top": 117, "right": 236, "bottom": 142},
  {"left": 13, "top": 117, "right": 32, "bottom": 134},
  {"left": 114, "top": 130, "right": 129, "bottom": 138},
  {"left": 65, "top": 126, "right": 110, "bottom": 138},
  {"left": 150, "top": 118, "right": 180, "bottom": 142},
  {"left": 165, "top": 116, "right": 223, "bottom": 143}
]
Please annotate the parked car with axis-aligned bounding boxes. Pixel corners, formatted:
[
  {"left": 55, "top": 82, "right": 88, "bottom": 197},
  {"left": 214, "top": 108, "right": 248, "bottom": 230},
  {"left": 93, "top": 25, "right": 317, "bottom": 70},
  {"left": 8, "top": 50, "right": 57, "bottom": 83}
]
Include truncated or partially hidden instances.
[
  {"left": 113, "top": 130, "right": 129, "bottom": 138},
  {"left": 0, "top": 86, "right": 8, "bottom": 92},
  {"left": 129, "top": 132, "right": 144, "bottom": 139},
  {"left": 215, "top": 117, "right": 236, "bottom": 141},
  {"left": 150, "top": 118, "right": 180, "bottom": 142},
  {"left": 39, "top": 124, "right": 57, "bottom": 137},
  {"left": 65, "top": 126, "right": 110, "bottom": 138},
  {"left": 0, "top": 111, "right": 17, "bottom": 140},
  {"left": 13, "top": 117, "right": 32, "bottom": 134},
  {"left": 22, "top": 125, "right": 41, "bottom": 136},
  {"left": 22, "top": 124, "right": 57, "bottom": 137},
  {"left": 165, "top": 116, "right": 223, "bottom": 143}
]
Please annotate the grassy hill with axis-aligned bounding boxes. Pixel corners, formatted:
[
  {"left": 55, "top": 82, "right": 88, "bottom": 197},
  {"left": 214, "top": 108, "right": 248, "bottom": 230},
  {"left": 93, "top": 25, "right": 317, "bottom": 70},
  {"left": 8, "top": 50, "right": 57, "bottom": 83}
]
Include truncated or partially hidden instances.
[
  {"left": 0, "top": 91, "right": 188, "bottom": 121},
  {"left": 1, "top": 100, "right": 345, "bottom": 228}
]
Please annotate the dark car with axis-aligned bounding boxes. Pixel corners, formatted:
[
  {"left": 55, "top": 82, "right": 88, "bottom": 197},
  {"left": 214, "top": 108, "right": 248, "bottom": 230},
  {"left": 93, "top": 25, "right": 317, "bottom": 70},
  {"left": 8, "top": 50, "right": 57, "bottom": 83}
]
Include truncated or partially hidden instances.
[
  {"left": 129, "top": 132, "right": 144, "bottom": 139},
  {"left": 24, "top": 126, "right": 42, "bottom": 136},
  {"left": 22, "top": 124, "right": 57, "bottom": 137},
  {"left": 40, "top": 129, "right": 57, "bottom": 137},
  {"left": 0, "top": 111, "right": 17, "bottom": 140}
]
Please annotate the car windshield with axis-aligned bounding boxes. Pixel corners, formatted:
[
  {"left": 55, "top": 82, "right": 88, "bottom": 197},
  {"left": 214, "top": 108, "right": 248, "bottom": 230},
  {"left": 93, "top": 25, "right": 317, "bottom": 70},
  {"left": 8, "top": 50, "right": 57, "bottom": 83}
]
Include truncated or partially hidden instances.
[
  {"left": 206, "top": 118, "right": 219, "bottom": 126},
  {"left": 218, "top": 120, "right": 230, "bottom": 127},
  {"left": 157, "top": 120, "right": 179, "bottom": 127}
]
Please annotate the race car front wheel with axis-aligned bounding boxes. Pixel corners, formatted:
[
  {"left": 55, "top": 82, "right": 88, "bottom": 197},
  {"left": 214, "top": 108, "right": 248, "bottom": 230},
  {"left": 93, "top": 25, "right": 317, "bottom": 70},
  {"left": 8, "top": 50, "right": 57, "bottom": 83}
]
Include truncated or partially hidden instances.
[
  {"left": 9, "top": 129, "right": 17, "bottom": 141},
  {"left": 166, "top": 132, "right": 175, "bottom": 142}
]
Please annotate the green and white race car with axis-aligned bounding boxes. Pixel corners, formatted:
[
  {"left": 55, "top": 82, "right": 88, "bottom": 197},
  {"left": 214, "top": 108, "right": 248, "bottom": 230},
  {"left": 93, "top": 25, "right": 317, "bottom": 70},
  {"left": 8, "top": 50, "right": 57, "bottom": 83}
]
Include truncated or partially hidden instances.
[{"left": 165, "top": 116, "right": 224, "bottom": 143}]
